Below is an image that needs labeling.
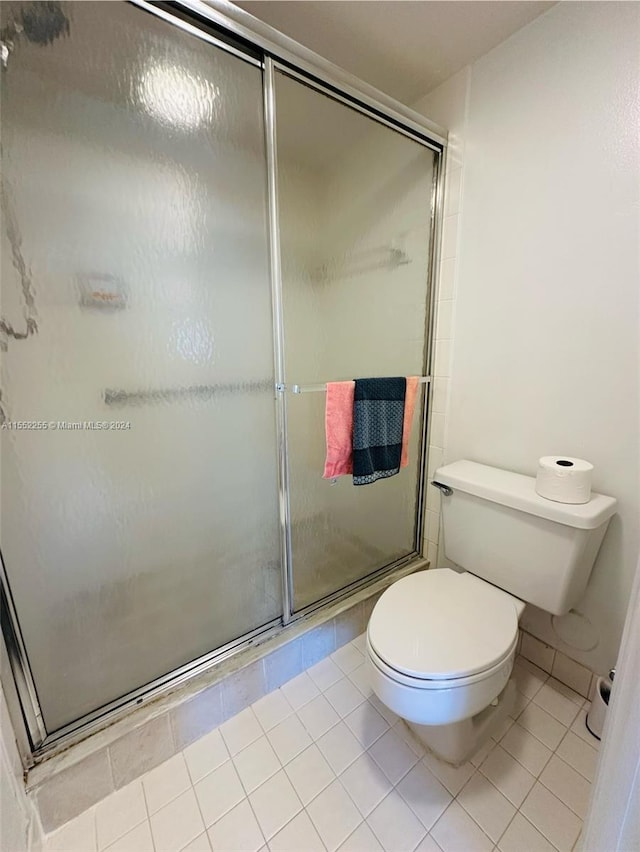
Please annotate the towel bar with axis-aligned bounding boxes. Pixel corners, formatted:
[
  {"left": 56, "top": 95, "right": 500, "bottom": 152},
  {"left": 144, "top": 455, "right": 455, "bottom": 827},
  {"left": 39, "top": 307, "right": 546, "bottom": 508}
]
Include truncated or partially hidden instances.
[{"left": 277, "top": 376, "right": 431, "bottom": 394}]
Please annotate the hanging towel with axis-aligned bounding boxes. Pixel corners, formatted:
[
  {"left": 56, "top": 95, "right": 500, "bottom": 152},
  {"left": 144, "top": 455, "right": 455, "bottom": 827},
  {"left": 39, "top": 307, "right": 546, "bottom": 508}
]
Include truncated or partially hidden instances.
[
  {"left": 401, "top": 376, "right": 420, "bottom": 469},
  {"left": 323, "top": 381, "right": 355, "bottom": 478},
  {"left": 352, "top": 377, "right": 406, "bottom": 485}
]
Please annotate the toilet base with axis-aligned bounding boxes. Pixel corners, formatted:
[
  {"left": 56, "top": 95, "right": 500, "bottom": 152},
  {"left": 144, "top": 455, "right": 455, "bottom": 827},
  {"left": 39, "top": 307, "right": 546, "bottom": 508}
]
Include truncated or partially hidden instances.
[{"left": 406, "top": 679, "right": 516, "bottom": 766}]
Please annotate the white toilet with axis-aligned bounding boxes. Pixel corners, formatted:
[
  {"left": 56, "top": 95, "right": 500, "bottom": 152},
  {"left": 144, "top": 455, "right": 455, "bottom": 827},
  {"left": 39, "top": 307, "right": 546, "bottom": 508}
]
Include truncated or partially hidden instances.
[{"left": 367, "top": 459, "right": 617, "bottom": 765}]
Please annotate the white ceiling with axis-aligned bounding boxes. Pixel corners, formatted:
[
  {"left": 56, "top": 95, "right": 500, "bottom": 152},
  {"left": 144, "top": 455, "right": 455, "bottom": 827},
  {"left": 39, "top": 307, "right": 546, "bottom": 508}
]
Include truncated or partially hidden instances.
[{"left": 235, "top": 1, "right": 555, "bottom": 103}]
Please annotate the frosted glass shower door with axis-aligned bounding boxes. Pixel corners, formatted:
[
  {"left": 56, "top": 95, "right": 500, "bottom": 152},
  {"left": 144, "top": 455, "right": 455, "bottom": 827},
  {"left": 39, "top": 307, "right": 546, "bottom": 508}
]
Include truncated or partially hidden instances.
[
  {"left": 0, "top": 2, "right": 280, "bottom": 733},
  {"left": 275, "top": 71, "right": 436, "bottom": 612}
]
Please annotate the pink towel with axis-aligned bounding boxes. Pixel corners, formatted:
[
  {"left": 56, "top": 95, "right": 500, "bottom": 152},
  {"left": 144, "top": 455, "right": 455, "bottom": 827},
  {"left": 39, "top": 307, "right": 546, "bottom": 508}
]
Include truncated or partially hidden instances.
[
  {"left": 401, "top": 376, "right": 419, "bottom": 469},
  {"left": 323, "top": 381, "right": 355, "bottom": 478}
]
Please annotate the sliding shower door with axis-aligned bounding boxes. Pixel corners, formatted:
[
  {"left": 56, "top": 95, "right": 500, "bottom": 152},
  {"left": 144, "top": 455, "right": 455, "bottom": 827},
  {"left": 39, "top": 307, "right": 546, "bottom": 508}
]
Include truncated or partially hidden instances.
[
  {"left": 274, "top": 70, "right": 436, "bottom": 611},
  {"left": 0, "top": 2, "right": 280, "bottom": 734}
]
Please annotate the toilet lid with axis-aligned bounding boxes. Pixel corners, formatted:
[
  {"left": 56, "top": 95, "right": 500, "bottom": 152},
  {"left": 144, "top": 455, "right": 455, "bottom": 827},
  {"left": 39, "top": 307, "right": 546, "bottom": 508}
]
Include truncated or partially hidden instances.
[{"left": 368, "top": 569, "right": 519, "bottom": 681}]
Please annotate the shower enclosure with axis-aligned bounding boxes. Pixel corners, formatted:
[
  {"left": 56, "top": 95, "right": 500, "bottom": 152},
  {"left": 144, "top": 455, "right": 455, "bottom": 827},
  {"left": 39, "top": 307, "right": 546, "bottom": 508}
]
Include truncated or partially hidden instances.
[{"left": 0, "top": 0, "right": 445, "bottom": 757}]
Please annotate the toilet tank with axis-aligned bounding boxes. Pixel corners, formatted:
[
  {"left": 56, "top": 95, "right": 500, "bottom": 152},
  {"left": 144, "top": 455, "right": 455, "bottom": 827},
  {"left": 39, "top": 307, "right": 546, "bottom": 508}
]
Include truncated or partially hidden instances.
[{"left": 434, "top": 460, "right": 617, "bottom": 615}]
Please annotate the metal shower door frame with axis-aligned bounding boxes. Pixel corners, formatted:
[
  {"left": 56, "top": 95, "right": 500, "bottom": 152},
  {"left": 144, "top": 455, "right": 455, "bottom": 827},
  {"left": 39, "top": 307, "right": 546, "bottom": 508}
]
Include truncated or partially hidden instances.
[
  {"left": 264, "top": 57, "right": 446, "bottom": 621},
  {"left": 0, "top": 0, "right": 447, "bottom": 762}
]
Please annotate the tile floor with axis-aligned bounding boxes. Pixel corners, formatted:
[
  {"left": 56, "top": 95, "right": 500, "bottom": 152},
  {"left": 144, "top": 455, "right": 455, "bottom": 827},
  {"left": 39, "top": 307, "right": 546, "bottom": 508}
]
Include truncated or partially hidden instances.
[{"left": 43, "top": 636, "right": 599, "bottom": 852}]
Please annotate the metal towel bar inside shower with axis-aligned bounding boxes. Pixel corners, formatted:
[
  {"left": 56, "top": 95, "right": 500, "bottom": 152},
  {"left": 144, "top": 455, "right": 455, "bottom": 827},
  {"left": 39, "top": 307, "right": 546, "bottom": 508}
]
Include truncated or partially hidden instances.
[{"left": 278, "top": 376, "right": 431, "bottom": 394}]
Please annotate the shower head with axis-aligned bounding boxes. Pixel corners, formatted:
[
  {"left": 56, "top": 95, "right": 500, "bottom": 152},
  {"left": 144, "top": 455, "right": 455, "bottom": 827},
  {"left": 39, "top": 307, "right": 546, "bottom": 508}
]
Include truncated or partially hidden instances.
[
  {"left": 1, "top": 2, "right": 69, "bottom": 66},
  {"left": 20, "top": 2, "right": 70, "bottom": 46}
]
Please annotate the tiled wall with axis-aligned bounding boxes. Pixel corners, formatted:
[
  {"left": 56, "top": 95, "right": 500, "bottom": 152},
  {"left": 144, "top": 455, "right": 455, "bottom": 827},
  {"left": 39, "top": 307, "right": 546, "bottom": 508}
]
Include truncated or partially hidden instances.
[{"left": 518, "top": 631, "right": 600, "bottom": 703}]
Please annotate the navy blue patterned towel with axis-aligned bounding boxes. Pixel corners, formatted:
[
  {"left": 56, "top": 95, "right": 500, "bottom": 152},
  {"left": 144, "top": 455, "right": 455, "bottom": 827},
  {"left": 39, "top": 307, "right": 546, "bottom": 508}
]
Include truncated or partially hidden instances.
[{"left": 352, "top": 377, "right": 406, "bottom": 485}]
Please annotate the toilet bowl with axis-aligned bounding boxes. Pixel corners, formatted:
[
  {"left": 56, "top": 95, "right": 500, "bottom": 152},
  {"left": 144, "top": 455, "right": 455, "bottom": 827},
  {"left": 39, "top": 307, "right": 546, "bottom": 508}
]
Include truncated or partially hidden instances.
[
  {"left": 365, "top": 459, "right": 617, "bottom": 765},
  {"left": 366, "top": 568, "right": 524, "bottom": 763}
]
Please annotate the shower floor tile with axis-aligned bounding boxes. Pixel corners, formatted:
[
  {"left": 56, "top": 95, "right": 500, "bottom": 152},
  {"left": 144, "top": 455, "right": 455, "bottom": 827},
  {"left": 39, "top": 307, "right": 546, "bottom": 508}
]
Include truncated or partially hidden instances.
[{"left": 42, "top": 638, "right": 595, "bottom": 852}]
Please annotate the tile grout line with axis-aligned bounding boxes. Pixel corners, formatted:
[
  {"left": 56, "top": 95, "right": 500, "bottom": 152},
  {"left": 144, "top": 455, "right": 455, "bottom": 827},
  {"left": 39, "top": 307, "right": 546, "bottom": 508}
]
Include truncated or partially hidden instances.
[
  {"left": 536, "top": 755, "right": 591, "bottom": 821},
  {"left": 136, "top": 779, "right": 156, "bottom": 852},
  {"left": 187, "top": 755, "right": 213, "bottom": 852}
]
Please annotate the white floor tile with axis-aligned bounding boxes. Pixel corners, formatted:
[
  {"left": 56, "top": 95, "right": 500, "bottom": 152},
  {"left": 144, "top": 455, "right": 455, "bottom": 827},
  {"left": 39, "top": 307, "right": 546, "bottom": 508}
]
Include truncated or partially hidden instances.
[
  {"left": 324, "top": 678, "right": 367, "bottom": 718},
  {"left": 46, "top": 811, "right": 97, "bottom": 852},
  {"left": 393, "top": 720, "right": 426, "bottom": 756},
  {"left": 517, "top": 703, "right": 567, "bottom": 750},
  {"left": 340, "top": 753, "right": 392, "bottom": 817},
  {"left": 220, "top": 707, "right": 263, "bottom": 756},
  {"left": 368, "top": 727, "right": 419, "bottom": 784},
  {"left": 532, "top": 682, "right": 582, "bottom": 727},
  {"left": 556, "top": 731, "right": 598, "bottom": 782},
  {"left": 431, "top": 801, "right": 493, "bottom": 852},
  {"left": 96, "top": 781, "right": 147, "bottom": 850},
  {"left": 458, "top": 772, "right": 516, "bottom": 843},
  {"left": 248, "top": 770, "right": 303, "bottom": 841},
  {"left": 297, "top": 694, "right": 341, "bottom": 739},
  {"left": 142, "top": 753, "right": 191, "bottom": 815},
  {"left": 368, "top": 692, "right": 400, "bottom": 726},
  {"left": 414, "top": 834, "right": 444, "bottom": 852},
  {"left": 149, "top": 788, "right": 205, "bottom": 852},
  {"left": 500, "top": 723, "right": 552, "bottom": 777},
  {"left": 252, "top": 690, "right": 294, "bottom": 733},
  {"left": 422, "top": 752, "right": 475, "bottom": 797},
  {"left": 539, "top": 755, "right": 591, "bottom": 819},
  {"left": 194, "top": 760, "right": 246, "bottom": 827},
  {"left": 184, "top": 728, "right": 230, "bottom": 784},
  {"left": 307, "top": 657, "right": 344, "bottom": 692},
  {"left": 520, "top": 782, "right": 582, "bottom": 852},
  {"left": 284, "top": 744, "right": 335, "bottom": 806},
  {"left": 470, "top": 737, "right": 496, "bottom": 769},
  {"left": 331, "top": 644, "right": 365, "bottom": 675},
  {"left": 181, "top": 832, "right": 212, "bottom": 852},
  {"left": 491, "top": 713, "right": 516, "bottom": 743},
  {"left": 41, "top": 627, "right": 595, "bottom": 852},
  {"left": 396, "top": 762, "right": 451, "bottom": 831},
  {"left": 497, "top": 813, "right": 556, "bottom": 852},
  {"left": 344, "top": 701, "right": 389, "bottom": 748},
  {"left": 337, "top": 821, "right": 383, "bottom": 852},
  {"left": 348, "top": 664, "right": 373, "bottom": 698},
  {"left": 367, "top": 790, "right": 427, "bottom": 852},
  {"left": 570, "top": 708, "right": 600, "bottom": 748},
  {"left": 306, "top": 779, "right": 363, "bottom": 851},
  {"left": 479, "top": 746, "right": 535, "bottom": 808},
  {"left": 280, "top": 672, "right": 320, "bottom": 711},
  {"left": 206, "top": 799, "right": 264, "bottom": 852},
  {"left": 351, "top": 634, "right": 367, "bottom": 655},
  {"left": 103, "top": 820, "right": 154, "bottom": 852},
  {"left": 233, "top": 736, "right": 281, "bottom": 794},
  {"left": 268, "top": 811, "right": 325, "bottom": 852},
  {"left": 317, "top": 721, "right": 365, "bottom": 774},
  {"left": 266, "top": 715, "right": 312, "bottom": 765}
]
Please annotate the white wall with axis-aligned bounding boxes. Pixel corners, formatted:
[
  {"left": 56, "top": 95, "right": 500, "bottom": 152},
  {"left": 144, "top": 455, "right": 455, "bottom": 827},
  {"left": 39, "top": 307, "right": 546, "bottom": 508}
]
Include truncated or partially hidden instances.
[
  {"left": 421, "top": 2, "right": 639, "bottom": 674},
  {"left": 0, "top": 684, "right": 40, "bottom": 852}
]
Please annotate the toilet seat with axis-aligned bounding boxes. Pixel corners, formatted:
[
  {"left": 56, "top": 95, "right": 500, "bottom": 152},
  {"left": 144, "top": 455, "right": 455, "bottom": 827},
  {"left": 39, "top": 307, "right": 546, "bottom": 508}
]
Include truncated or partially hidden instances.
[{"left": 368, "top": 569, "right": 520, "bottom": 682}]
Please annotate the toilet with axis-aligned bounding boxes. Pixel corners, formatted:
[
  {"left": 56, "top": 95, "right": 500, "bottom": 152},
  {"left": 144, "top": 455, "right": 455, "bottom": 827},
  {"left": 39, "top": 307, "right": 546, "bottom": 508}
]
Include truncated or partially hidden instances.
[{"left": 367, "top": 459, "right": 617, "bottom": 765}]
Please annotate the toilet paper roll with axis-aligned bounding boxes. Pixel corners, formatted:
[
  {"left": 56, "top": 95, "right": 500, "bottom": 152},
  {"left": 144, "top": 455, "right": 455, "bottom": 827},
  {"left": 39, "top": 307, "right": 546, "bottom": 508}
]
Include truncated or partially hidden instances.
[{"left": 535, "top": 456, "right": 593, "bottom": 504}]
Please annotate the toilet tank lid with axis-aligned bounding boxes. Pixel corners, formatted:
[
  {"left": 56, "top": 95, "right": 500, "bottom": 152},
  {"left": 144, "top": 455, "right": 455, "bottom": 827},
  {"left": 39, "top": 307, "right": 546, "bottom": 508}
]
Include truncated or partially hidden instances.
[{"left": 434, "top": 460, "right": 617, "bottom": 530}]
